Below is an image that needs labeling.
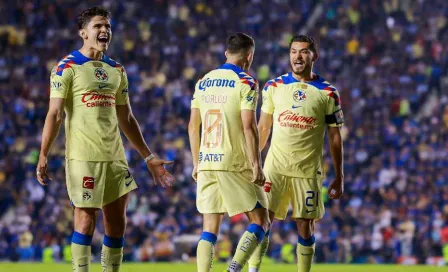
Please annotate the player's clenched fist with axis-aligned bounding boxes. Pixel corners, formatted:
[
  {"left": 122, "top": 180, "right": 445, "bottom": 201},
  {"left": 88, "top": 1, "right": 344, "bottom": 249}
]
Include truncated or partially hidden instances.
[
  {"left": 328, "top": 178, "right": 344, "bottom": 199},
  {"left": 36, "top": 155, "right": 52, "bottom": 186}
]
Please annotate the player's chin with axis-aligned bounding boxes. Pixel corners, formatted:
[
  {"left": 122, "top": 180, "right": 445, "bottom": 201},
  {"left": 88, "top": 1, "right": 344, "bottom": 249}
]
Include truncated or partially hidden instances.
[
  {"left": 291, "top": 68, "right": 302, "bottom": 75},
  {"left": 97, "top": 43, "right": 109, "bottom": 52}
]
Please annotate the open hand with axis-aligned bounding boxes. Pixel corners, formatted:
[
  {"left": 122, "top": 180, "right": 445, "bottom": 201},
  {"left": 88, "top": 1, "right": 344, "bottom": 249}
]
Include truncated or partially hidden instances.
[{"left": 147, "top": 158, "right": 175, "bottom": 188}]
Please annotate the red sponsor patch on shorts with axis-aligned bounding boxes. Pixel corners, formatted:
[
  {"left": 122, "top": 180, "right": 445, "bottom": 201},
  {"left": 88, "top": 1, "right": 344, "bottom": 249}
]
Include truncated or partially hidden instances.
[{"left": 82, "top": 176, "right": 95, "bottom": 189}]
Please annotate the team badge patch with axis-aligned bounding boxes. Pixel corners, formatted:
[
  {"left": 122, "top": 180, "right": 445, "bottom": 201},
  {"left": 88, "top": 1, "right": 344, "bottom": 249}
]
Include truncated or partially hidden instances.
[
  {"left": 293, "top": 89, "right": 307, "bottom": 102},
  {"left": 94, "top": 68, "right": 108, "bottom": 82},
  {"left": 83, "top": 191, "right": 92, "bottom": 202}
]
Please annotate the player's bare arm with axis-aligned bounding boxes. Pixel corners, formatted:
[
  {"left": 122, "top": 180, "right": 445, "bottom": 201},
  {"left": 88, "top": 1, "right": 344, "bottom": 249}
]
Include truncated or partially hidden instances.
[
  {"left": 116, "top": 102, "right": 174, "bottom": 188},
  {"left": 188, "top": 108, "right": 201, "bottom": 181},
  {"left": 257, "top": 111, "right": 273, "bottom": 152},
  {"left": 37, "top": 97, "right": 65, "bottom": 185},
  {"left": 241, "top": 109, "right": 265, "bottom": 186},
  {"left": 327, "top": 126, "right": 344, "bottom": 199}
]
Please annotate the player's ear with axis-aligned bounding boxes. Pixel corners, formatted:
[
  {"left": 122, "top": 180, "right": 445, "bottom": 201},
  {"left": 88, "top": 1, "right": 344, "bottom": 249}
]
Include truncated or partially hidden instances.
[
  {"left": 246, "top": 51, "right": 254, "bottom": 63},
  {"left": 79, "top": 29, "right": 87, "bottom": 40},
  {"left": 312, "top": 51, "right": 319, "bottom": 62},
  {"left": 224, "top": 50, "right": 228, "bottom": 58}
]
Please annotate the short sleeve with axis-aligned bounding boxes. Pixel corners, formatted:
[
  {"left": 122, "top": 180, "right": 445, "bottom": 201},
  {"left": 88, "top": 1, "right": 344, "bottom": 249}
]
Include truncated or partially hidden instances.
[
  {"left": 325, "top": 90, "right": 344, "bottom": 127},
  {"left": 191, "top": 80, "right": 200, "bottom": 109},
  {"left": 50, "top": 66, "right": 73, "bottom": 99},
  {"left": 116, "top": 66, "right": 129, "bottom": 105},
  {"left": 261, "top": 82, "right": 274, "bottom": 114},
  {"left": 240, "top": 81, "right": 258, "bottom": 111}
]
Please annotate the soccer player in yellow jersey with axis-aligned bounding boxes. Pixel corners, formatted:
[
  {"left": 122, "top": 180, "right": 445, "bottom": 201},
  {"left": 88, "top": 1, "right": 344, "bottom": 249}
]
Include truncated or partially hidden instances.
[
  {"left": 36, "top": 7, "right": 174, "bottom": 272},
  {"left": 247, "top": 35, "right": 345, "bottom": 272},
  {"left": 188, "top": 33, "right": 270, "bottom": 272}
]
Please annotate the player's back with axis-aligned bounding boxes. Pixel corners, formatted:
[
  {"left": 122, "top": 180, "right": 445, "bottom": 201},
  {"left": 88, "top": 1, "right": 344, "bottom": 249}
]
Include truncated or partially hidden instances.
[{"left": 191, "top": 63, "right": 258, "bottom": 172}]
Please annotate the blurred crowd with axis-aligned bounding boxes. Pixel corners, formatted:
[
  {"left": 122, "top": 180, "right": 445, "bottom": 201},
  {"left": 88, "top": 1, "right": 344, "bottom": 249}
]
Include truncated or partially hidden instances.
[{"left": 1, "top": 0, "right": 448, "bottom": 265}]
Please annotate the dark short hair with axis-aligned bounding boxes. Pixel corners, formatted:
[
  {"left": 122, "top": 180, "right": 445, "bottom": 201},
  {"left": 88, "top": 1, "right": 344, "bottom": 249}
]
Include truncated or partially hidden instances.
[
  {"left": 289, "top": 35, "right": 317, "bottom": 54},
  {"left": 77, "top": 7, "right": 110, "bottom": 30},
  {"left": 226, "top": 32, "right": 255, "bottom": 55}
]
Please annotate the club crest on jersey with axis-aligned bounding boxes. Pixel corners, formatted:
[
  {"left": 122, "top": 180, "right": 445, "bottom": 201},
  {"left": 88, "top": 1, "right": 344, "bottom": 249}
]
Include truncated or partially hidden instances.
[
  {"left": 293, "top": 90, "right": 307, "bottom": 102},
  {"left": 94, "top": 68, "right": 108, "bottom": 82}
]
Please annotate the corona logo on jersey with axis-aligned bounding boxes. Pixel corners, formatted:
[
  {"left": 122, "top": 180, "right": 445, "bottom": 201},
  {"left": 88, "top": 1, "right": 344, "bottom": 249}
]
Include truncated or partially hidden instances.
[
  {"left": 278, "top": 110, "right": 316, "bottom": 130},
  {"left": 94, "top": 68, "right": 109, "bottom": 82},
  {"left": 81, "top": 90, "right": 116, "bottom": 107},
  {"left": 293, "top": 89, "right": 307, "bottom": 102},
  {"left": 198, "top": 78, "right": 236, "bottom": 91},
  {"left": 82, "top": 176, "right": 95, "bottom": 189}
]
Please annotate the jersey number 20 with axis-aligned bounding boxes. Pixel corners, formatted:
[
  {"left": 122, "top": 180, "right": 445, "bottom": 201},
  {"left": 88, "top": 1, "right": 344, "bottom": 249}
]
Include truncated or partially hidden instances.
[{"left": 202, "top": 109, "right": 223, "bottom": 148}]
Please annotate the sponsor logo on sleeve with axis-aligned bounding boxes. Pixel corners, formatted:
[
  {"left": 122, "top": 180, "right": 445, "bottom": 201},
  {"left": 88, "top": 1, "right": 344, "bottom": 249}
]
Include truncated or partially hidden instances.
[
  {"left": 51, "top": 81, "right": 62, "bottom": 92},
  {"left": 246, "top": 95, "right": 256, "bottom": 104}
]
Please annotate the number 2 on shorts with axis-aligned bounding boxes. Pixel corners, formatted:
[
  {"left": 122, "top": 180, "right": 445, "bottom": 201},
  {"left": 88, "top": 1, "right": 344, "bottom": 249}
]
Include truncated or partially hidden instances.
[{"left": 305, "top": 190, "right": 319, "bottom": 207}]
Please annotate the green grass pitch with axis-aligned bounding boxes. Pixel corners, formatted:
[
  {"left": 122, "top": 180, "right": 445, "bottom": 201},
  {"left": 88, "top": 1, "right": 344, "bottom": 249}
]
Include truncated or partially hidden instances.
[{"left": 1, "top": 263, "right": 448, "bottom": 272}]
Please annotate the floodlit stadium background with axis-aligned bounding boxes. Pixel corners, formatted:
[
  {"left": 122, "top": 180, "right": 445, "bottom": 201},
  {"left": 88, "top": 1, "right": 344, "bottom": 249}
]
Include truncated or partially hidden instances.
[{"left": 0, "top": 0, "right": 447, "bottom": 267}]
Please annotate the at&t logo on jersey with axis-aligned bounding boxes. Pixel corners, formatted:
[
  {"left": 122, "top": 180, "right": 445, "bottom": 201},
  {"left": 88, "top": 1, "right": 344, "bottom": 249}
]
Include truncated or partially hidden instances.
[
  {"left": 94, "top": 68, "right": 109, "bottom": 82},
  {"left": 199, "top": 78, "right": 236, "bottom": 91},
  {"left": 82, "top": 176, "right": 95, "bottom": 189},
  {"left": 293, "top": 90, "right": 307, "bottom": 102},
  {"left": 199, "top": 152, "right": 224, "bottom": 163}
]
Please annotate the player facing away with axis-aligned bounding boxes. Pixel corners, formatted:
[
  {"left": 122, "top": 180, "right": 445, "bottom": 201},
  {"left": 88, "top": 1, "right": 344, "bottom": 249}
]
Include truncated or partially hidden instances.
[
  {"left": 247, "top": 35, "right": 345, "bottom": 272},
  {"left": 188, "top": 33, "right": 270, "bottom": 272},
  {"left": 36, "top": 7, "right": 174, "bottom": 272}
]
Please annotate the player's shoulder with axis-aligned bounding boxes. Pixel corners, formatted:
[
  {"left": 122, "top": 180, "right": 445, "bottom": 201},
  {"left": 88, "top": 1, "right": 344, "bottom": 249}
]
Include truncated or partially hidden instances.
[
  {"left": 308, "top": 75, "right": 341, "bottom": 106},
  {"left": 101, "top": 54, "right": 125, "bottom": 72},
  {"left": 54, "top": 50, "right": 90, "bottom": 76},
  {"left": 217, "top": 63, "right": 258, "bottom": 90},
  {"left": 262, "top": 72, "right": 291, "bottom": 91},
  {"left": 307, "top": 75, "right": 338, "bottom": 92}
]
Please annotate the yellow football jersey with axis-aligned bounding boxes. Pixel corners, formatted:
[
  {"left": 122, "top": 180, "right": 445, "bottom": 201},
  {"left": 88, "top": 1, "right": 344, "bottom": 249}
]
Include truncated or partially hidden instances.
[
  {"left": 50, "top": 50, "right": 129, "bottom": 161},
  {"left": 191, "top": 63, "right": 259, "bottom": 172},
  {"left": 261, "top": 72, "right": 344, "bottom": 178}
]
